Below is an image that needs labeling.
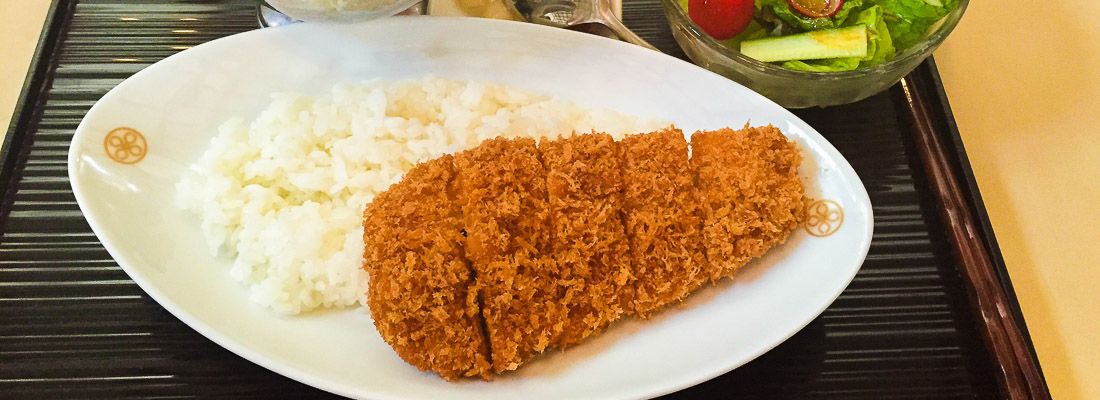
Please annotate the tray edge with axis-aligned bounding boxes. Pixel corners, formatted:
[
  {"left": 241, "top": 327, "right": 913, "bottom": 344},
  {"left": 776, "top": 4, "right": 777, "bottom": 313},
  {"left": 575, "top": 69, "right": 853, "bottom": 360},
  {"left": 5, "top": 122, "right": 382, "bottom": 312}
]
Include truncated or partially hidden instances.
[
  {"left": 0, "top": 0, "right": 72, "bottom": 240},
  {"left": 894, "top": 59, "right": 1051, "bottom": 400}
]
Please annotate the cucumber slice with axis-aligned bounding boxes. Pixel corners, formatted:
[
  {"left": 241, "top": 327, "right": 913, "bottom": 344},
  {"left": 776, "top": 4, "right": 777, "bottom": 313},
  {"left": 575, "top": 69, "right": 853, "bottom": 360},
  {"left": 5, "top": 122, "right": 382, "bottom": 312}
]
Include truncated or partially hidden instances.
[{"left": 740, "top": 25, "right": 868, "bottom": 63}]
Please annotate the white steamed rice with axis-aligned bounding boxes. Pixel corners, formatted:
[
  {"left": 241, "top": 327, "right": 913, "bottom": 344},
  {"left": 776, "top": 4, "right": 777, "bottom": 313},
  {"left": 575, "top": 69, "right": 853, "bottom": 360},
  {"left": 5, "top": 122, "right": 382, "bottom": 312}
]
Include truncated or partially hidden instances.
[{"left": 175, "top": 77, "right": 661, "bottom": 314}]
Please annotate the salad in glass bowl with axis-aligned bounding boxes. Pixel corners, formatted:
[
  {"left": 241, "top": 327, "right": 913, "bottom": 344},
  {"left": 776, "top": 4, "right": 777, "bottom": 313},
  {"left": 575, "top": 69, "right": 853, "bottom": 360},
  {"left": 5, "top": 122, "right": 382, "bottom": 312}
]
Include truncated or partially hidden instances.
[
  {"left": 663, "top": 0, "right": 966, "bottom": 107},
  {"left": 683, "top": 0, "right": 959, "bottom": 72}
]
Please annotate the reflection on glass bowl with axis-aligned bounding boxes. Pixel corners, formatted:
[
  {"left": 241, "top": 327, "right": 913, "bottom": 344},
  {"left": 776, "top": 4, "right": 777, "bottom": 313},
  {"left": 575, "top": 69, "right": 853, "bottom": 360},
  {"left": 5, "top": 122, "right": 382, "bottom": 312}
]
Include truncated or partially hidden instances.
[{"left": 661, "top": 0, "right": 968, "bottom": 108}]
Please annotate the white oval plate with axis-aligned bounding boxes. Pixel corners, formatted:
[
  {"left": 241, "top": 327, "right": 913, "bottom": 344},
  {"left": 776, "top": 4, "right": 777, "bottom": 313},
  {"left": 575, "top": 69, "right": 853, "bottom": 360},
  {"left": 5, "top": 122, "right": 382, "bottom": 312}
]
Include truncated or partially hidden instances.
[{"left": 69, "top": 17, "right": 873, "bottom": 400}]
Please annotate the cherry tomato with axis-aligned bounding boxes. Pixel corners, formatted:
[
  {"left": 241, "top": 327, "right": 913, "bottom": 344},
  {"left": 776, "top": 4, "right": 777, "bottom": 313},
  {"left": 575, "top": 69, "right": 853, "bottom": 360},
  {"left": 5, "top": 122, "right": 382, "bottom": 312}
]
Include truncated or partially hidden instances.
[
  {"left": 688, "top": 0, "right": 754, "bottom": 40},
  {"left": 786, "top": 0, "right": 843, "bottom": 18}
]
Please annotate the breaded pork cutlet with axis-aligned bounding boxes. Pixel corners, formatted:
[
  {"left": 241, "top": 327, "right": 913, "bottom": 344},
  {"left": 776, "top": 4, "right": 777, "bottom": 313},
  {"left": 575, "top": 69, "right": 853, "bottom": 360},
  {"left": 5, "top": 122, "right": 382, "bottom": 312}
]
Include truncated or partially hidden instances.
[
  {"left": 362, "top": 126, "right": 810, "bottom": 380},
  {"left": 691, "top": 126, "right": 807, "bottom": 278},
  {"left": 361, "top": 155, "right": 491, "bottom": 380},
  {"left": 540, "top": 132, "right": 633, "bottom": 347},
  {"left": 454, "top": 137, "right": 566, "bottom": 373},
  {"left": 619, "top": 128, "right": 714, "bottom": 316}
]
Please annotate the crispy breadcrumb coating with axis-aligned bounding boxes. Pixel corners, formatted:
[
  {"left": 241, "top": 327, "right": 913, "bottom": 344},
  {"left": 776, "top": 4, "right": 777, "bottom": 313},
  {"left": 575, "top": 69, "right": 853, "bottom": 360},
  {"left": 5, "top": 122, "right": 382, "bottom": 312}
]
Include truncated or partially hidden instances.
[
  {"left": 454, "top": 137, "right": 566, "bottom": 373},
  {"left": 362, "top": 126, "right": 809, "bottom": 380},
  {"left": 618, "top": 128, "right": 713, "bottom": 317},
  {"left": 361, "top": 155, "right": 492, "bottom": 380},
  {"left": 690, "top": 125, "right": 807, "bottom": 278},
  {"left": 539, "top": 132, "right": 634, "bottom": 347}
]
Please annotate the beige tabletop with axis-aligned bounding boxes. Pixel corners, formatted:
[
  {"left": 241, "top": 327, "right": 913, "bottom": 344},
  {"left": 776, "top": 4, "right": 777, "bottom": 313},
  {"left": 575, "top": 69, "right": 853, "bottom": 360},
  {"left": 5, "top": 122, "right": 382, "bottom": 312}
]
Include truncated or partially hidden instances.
[{"left": 1, "top": 1, "right": 1096, "bottom": 397}]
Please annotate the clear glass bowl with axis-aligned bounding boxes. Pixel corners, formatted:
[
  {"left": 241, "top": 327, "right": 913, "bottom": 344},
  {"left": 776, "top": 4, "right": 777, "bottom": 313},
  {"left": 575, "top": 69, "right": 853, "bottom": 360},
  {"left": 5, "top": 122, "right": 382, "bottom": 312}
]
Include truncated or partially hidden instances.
[
  {"left": 266, "top": 0, "right": 423, "bottom": 22},
  {"left": 661, "top": 0, "right": 968, "bottom": 108}
]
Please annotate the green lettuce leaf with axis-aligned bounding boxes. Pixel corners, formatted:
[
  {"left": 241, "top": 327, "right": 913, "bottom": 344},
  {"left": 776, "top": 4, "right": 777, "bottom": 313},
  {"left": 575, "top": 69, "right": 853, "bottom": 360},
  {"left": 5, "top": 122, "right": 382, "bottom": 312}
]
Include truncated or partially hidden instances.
[
  {"left": 875, "top": 0, "right": 955, "bottom": 49},
  {"left": 719, "top": 19, "right": 771, "bottom": 48},
  {"left": 849, "top": 5, "right": 895, "bottom": 67}
]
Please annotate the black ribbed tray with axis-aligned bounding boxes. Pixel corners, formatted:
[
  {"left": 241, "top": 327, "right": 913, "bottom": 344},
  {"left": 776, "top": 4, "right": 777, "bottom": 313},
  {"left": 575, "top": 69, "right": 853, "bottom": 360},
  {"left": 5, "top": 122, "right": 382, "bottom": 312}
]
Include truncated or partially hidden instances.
[{"left": 0, "top": 1, "right": 1046, "bottom": 398}]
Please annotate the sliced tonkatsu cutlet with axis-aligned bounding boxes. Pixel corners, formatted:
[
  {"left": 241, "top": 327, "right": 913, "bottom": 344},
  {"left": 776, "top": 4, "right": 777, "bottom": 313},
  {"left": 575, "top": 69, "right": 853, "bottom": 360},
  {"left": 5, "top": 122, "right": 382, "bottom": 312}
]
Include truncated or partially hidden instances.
[
  {"left": 361, "top": 155, "right": 491, "bottom": 381},
  {"left": 454, "top": 137, "right": 565, "bottom": 373},
  {"left": 619, "top": 128, "right": 714, "bottom": 316},
  {"left": 690, "top": 125, "right": 807, "bottom": 278},
  {"left": 539, "top": 133, "right": 633, "bottom": 347}
]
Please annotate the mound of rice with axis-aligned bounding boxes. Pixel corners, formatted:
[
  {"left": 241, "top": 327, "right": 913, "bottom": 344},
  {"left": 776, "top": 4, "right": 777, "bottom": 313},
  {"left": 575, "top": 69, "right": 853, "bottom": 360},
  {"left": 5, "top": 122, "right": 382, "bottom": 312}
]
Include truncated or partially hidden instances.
[{"left": 176, "top": 77, "right": 662, "bottom": 314}]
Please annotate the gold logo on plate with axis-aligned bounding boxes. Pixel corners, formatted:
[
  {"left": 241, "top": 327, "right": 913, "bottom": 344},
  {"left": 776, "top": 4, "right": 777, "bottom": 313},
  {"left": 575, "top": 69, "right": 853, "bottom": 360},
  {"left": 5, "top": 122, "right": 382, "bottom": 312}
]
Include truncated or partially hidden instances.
[
  {"left": 805, "top": 199, "right": 843, "bottom": 237},
  {"left": 104, "top": 127, "right": 147, "bottom": 164}
]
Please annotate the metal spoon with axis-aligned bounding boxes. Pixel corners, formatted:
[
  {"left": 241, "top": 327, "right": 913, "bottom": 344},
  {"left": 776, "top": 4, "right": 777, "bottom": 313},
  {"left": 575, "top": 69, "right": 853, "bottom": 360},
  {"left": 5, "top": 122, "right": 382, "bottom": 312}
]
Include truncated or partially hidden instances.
[{"left": 513, "top": 0, "right": 659, "bottom": 51}]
